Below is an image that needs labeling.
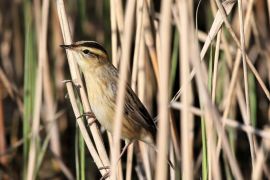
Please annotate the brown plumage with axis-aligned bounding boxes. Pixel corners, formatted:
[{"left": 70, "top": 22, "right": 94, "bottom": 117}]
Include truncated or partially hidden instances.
[{"left": 61, "top": 41, "right": 157, "bottom": 145}]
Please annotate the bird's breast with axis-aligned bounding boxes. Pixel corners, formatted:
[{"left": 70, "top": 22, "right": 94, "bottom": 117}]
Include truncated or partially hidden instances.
[
  {"left": 83, "top": 69, "right": 152, "bottom": 142},
  {"left": 84, "top": 72, "right": 116, "bottom": 133}
]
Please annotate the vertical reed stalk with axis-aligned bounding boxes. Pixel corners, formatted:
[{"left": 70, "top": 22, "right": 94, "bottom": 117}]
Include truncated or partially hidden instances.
[
  {"left": 110, "top": 1, "right": 136, "bottom": 179},
  {"left": 155, "top": 0, "right": 172, "bottom": 179}
]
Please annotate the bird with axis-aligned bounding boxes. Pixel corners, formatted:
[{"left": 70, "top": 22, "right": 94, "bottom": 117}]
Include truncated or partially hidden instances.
[{"left": 61, "top": 40, "right": 157, "bottom": 147}]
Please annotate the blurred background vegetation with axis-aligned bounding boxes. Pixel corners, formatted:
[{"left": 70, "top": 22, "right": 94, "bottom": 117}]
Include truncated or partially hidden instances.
[{"left": 0, "top": 0, "right": 270, "bottom": 179}]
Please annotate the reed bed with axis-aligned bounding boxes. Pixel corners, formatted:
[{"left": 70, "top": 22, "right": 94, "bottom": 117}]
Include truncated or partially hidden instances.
[{"left": 0, "top": 0, "right": 270, "bottom": 179}]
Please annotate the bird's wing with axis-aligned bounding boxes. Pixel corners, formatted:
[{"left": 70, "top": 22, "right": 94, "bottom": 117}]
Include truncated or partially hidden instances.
[
  {"left": 124, "top": 85, "right": 157, "bottom": 138},
  {"left": 106, "top": 64, "right": 157, "bottom": 138}
]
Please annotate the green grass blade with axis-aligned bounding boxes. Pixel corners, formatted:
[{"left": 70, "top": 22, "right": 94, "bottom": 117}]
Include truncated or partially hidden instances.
[
  {"left": 23, "top": 0, "right": 37, "bottom": 178},
  {"left": 79, "top": 129, "right": 85, "bottom": 180}
]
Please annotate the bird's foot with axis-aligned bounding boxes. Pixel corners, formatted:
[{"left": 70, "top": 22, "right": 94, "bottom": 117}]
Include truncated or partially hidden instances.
[
  {"left": 77, "top": 112, "right": 97, "bottom": 126},
  {"left": 62, "top": 79, "right": 81, "bottom": 92},
  {"left": 77, "top": 111, "right": 95, "bottom": 119}
]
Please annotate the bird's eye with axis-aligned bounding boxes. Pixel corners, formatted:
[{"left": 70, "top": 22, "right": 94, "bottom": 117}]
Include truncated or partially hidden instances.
[{"left": 82, "top": 49, "right": 90, "bottom": 55}]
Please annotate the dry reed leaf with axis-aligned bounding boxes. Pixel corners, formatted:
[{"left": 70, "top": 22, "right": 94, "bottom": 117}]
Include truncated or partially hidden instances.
[
  {"left": 171, "top": 0, "right": 236, "bottom": 102},
  {"left": 200, "top": 0, "right": 236, "bottom": 59},
  {"left": 171, "top": 102, "right": 270, "bottom": 140}
]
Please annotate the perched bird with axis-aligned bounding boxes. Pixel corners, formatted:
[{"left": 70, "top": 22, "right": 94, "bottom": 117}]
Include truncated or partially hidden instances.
[{"left": 61, "top": 41, "right": 157, "bottom": 146}]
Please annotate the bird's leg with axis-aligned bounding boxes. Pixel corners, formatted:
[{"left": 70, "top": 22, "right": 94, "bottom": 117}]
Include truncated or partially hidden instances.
[{"left": 98, "top": 141, "right": 134, "bottom": 180}]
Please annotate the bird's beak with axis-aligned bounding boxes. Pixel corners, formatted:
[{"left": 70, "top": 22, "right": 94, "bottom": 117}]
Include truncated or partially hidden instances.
[{"left": 60, "top": 44, "right": 76, "bottom": 49}]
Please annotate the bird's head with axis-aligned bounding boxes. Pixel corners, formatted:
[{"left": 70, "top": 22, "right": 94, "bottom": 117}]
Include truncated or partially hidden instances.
[{"left": 61, "top": 41, "right": 109, "bottom": 71}]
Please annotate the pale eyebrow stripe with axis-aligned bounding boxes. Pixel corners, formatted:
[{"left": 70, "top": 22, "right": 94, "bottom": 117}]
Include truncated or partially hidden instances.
[
  {"left": 80, "top": 41, "right": 108, "bottom": 55},
  {"left": 89, "top": 48, "right": 108, "bottom": 57}
]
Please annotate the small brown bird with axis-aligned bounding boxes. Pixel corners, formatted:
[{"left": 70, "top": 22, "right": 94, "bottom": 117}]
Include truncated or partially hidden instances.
[{"left": 61, "top": 41, "right": 157, "bottom": 146}]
